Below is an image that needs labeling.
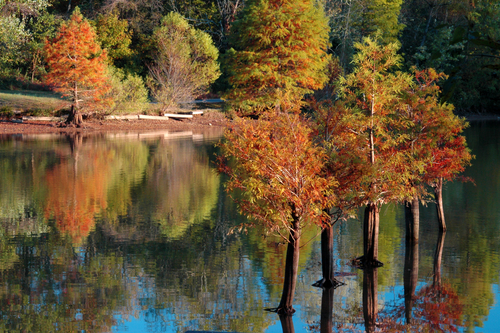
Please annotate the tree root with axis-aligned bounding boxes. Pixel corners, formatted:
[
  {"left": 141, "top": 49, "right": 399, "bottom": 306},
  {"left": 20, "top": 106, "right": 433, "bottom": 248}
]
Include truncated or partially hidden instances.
[
  {"left": 264, "top": 307, "right": 296, "bottom": 316},
  {"left": 312, "top": 277, "right": 345, "bottom": 289},
  {"left": 351, "top": 255, "right": 384, "bottom": 269}
]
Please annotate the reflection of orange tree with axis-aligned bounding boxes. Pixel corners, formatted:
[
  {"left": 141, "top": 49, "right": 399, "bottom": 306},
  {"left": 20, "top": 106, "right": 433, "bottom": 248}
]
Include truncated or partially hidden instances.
[
  {"left": 44, "top": 147, "right": 113, "bottom": 244},
  {"left": 379, "top": 283, "right": 463, "bottom": 332}
]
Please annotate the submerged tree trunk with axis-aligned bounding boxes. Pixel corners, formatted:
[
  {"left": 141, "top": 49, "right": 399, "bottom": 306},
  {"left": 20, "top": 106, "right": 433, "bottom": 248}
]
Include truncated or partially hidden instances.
[
  {"left": 433, "top": 230, "right": 446, "bottom": 287},
  {"left": 320, "top": 286, "right": 335, "bottom": 333},
  {"left": 434, "top": 177, "right": 446, "bottom": 232},
  {"left": 313, "top": 223, "right": 341, "bottom": 288},
  {"left": 363, "top": 267, "right": 378, "bottom": 333},
  {"left": 276, "top": 218, "right": 300, "bottom": 315},
  {"left": 404, "top": 229, "right": 419, "bottom": 325},
  {"left": 362, "top": 203, "right": 382, "bottom": 267},
  {"left": 405, "top": 196, "right": 420, "bottom": 243}
]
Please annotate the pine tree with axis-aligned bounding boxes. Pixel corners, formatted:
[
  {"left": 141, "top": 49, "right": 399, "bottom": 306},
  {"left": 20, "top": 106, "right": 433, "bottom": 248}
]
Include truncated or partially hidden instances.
[
  {"left": 44, "top": 7, "right": 111, "bottom": 126},
  {"left": 224, "top": 0, "right": 331, "bottom": 115}
]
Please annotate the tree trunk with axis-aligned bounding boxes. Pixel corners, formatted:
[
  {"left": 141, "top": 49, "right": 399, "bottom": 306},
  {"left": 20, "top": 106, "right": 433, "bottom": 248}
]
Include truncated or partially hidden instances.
[
  {"left": 313, "top": 223, "right": 341, "bottom": 288},
  {"left": 363, "top": 267, "right": 378, "bottom": 333},
  {"left": 363, "top": 203, "right": 382, "bottom": 267},
  {"left": 404, "top": 196, "right": 420, "bottom": 243},
  {"left": 66, "top": 105, "right": 83, "bottom": 126},
  {"left": 404, "top": 231, "right": 419, "bottom": 325},
  {"left": 67, "top": 82, "right": 83, "bottom": 126},
  {"left": 277, "top": 219, "right": 300, "bottom": 315},
  {"left": 434, "top": 177, "right": 446, "bottom": 232},
  {"left": 320, "top": 286, "right": 334, "bottom": 333},
  {"left": 433, "top": 230, "right": 446, "bottom": 288}
]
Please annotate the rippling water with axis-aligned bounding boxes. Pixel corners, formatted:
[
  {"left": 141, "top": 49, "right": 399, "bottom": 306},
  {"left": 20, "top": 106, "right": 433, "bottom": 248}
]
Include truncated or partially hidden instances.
[{"left": 0, "top": 122, "right": 499, "bottom": 332}]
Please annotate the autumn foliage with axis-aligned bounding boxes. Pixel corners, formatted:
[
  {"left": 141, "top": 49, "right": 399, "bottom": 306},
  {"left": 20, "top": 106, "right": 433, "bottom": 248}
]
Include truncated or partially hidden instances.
[
  {"left": 44, "top": 7, "right": 111, "bottom": 124},
  {"left": 219, "top": 102, "right": 336, "bottom": 313}
]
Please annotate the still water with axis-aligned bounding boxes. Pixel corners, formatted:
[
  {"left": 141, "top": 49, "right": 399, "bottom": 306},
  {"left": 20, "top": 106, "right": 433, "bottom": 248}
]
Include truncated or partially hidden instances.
[{"left": 0, "top": 121, "right": 499, "bottom": 332}]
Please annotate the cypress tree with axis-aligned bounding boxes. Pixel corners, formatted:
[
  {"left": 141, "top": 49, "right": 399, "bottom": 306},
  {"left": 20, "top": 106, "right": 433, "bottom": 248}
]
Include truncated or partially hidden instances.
[{"left": 224, "top": 0, "right": 331, "bottom": 115}]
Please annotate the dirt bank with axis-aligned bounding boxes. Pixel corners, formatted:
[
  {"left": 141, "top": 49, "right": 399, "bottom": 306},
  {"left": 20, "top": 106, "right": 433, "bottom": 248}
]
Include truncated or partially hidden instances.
[{"left": 0, "top": 110, "right": 228, "bottom": 136}]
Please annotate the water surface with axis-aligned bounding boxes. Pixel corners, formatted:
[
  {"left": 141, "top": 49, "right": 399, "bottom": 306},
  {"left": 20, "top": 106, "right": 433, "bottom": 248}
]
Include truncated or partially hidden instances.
[{"left": 0, "top": 122, "right": 499, "bottom": 332}]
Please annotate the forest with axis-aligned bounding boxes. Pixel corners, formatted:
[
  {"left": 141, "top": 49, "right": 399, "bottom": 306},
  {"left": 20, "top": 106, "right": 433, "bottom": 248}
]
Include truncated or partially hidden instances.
[{"left": 0, "top": 0, "right": 499, "bottom": 116}]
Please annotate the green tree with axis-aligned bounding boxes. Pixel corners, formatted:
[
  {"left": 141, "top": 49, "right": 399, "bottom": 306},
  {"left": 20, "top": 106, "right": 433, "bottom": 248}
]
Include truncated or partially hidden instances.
[
  {"left": 361, "top": 0, "right": 404, "bottom": 44},
  {"left": 44, "top": 7, "right": 111, "bottom": 125},
  {"left": 148, "top": 12, "right": 220, "bottom": 110},
  {"left": 93, "top": 11, "right": 133, "bottom": 68},
  {"left": 223, "top": 0, "right": 331, "bottom": 115},
  {"left": 0, "top": 0, "right": 50, "bottom": 79},
  {"left": 106, "top": 67, "right": 149, "bottom": 114}
]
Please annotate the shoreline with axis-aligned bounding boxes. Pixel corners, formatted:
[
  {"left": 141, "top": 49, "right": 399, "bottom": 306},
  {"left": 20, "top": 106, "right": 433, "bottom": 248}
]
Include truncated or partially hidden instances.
[
  {"left": 0, "top": 112, "right": 498, "bottom": 136},
  {"left": 0, "top": 110, "right": 228, "bottom": 136}
]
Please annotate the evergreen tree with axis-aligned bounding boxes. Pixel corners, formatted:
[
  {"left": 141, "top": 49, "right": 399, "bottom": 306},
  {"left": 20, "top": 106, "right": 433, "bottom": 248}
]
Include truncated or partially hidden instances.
[{"left": 224, "top": 0, "right": 331, "bottom": 115}]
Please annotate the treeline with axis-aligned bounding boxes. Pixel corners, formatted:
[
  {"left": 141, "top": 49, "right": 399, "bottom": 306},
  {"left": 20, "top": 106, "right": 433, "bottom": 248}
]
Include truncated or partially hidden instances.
[{"left": 1, "top": 0, "right": 499, "bottom": 113}]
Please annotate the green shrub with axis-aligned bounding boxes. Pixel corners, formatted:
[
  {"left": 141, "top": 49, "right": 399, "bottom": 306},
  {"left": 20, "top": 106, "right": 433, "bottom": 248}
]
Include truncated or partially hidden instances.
[
  {"left": 0, "top": 106, "right": 14, "bottom": 118},
  {"left": 107, "top": 67, "right": 149, "bottom": 114},
  {"left": 26, "top": 108, "right": 52, "bottom": 117}
]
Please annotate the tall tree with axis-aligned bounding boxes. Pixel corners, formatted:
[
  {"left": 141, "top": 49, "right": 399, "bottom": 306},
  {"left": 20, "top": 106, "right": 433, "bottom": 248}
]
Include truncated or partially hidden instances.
[
  {"left": 44, "top": 7, "right": 111, "bottom": 125},
  {"left": 93, "top": 11, "right": 133, "bottom": 68},
  {"left": 223, "top": 0, "right": 331, "bottom": 115},
  {"left": 342, "top": 37, "right": 416, "bottom": 267},
  {"left": 219, "top": 103, "right": 336, "bottom": 314},
  {"left": 399, "top": 68, "right": 472, "bottom": 233}
]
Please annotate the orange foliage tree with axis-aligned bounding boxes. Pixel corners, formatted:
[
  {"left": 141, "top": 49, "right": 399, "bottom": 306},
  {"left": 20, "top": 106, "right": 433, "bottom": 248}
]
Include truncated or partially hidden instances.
[
  {"left": 219, "top": 104, "right": 336, "bottom": 315},
  {"left": 340, "top": 37, "right": 419, "bottom": 267},
  {"left": 44, "top": 7, "right": 111, "bottom": 126}
]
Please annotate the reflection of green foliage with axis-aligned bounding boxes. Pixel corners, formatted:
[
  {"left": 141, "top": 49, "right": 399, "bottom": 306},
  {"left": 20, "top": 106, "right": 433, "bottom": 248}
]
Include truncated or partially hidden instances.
[
  {"left": 154, "top": 162, "right": 220, "bottom": 239},
  {"left": 377, "top": 204, "right": 405, "bottom": 288},
  {"left": 103, "top": 140, "right": 150, "bottom": 223},
  {"left": 117, "top": 139, "right": 222, "bottom": 240},
  {"left": 440, "top": 123, "right": 500, "bottom": 331}
]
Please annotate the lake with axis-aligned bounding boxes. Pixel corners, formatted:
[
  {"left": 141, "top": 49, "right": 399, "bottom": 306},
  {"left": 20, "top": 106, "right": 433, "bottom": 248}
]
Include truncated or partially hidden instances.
[{"left": 0, "top": 121, "right": 499, "bottom": 332}]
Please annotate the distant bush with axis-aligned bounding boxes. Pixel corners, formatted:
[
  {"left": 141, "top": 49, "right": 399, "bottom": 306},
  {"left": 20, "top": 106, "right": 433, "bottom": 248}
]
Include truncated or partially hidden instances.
[
  {"left": 107, "top": 67, "right": 149, "bottom": 114},
  {"left": 25, "top": 108, "right": 53, "bottom": 116},
  {"left": 0, "top": 106, "right": 14, "bottom": 118}
]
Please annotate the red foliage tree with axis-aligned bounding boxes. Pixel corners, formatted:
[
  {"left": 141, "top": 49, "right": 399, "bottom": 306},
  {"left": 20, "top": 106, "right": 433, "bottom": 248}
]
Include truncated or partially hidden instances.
[
  {"left": 398, "top": 68, "right": 473, "bottom": 233},
  {"left": 219, "top": 103, "right": 336, "bottom": 314},
  {"left": 44, "top": 7, "right": 111, "bottom": 126}
]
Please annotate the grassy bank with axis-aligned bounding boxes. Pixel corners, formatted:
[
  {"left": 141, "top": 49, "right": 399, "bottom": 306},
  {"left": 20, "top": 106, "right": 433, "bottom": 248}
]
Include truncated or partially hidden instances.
[{"left": 0, "top": 90, "right": 71, "bottom": 114}]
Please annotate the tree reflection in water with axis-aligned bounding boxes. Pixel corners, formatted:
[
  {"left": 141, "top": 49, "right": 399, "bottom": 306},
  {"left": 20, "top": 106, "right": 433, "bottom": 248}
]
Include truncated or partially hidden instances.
[{"left": 378, "top": 230, "right": 464, "bottom": 332}]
